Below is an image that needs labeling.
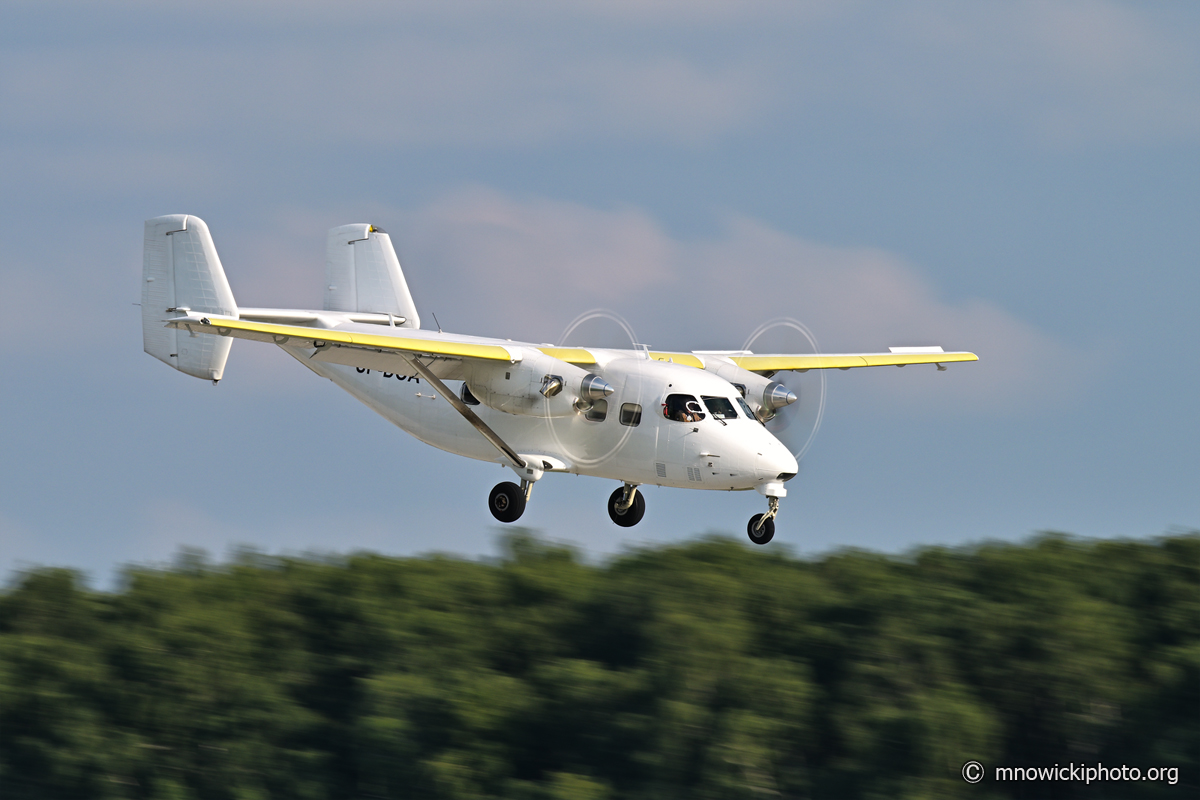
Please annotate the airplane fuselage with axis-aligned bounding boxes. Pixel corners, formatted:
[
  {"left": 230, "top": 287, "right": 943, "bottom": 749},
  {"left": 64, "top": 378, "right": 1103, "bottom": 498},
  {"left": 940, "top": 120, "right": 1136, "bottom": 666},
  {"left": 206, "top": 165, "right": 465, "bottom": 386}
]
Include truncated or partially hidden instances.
[{"left": 287, "top": 345, "right": 798, "bottom": 493}]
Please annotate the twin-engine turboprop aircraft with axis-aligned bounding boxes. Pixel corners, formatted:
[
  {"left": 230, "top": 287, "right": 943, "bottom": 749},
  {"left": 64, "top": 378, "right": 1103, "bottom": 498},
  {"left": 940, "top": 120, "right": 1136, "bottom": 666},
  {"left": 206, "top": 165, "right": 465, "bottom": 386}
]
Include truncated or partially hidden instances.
[{"left": 141, "top": 214, "right": 977, "bottom": 544}]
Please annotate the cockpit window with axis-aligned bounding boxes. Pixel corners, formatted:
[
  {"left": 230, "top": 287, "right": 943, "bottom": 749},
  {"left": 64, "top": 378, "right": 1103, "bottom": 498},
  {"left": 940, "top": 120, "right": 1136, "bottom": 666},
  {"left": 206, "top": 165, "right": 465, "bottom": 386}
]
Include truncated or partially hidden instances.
[
  {"left": 736, "top": 397, "right": 758, "bottom": 421},
  {"left": 702, "top": 396, "right": 738, "bottom": 420},
  {"left": 663, "top": 393, "right": 705, "bottom": 422}
]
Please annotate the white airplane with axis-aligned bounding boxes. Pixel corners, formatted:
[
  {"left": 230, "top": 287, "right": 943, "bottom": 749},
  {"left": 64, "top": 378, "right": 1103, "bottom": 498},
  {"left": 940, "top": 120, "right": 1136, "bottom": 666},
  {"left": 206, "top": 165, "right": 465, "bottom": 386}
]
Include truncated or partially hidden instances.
[{"left": 141, "top": 215, "right": 977, "bottom": 544}]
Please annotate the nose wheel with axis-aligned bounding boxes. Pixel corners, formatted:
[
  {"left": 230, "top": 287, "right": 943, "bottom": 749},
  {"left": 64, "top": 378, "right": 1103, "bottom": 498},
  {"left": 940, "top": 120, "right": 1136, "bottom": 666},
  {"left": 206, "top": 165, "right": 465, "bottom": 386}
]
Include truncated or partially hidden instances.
[
  {"left": 747, "top": 497, "right": 779, "bottom": 545},
  {"left": 489, "top": 481, "right": 528, "bottom": 523},
  {"left": 608, "top": 484, "right": 645, "bottom": 527}
]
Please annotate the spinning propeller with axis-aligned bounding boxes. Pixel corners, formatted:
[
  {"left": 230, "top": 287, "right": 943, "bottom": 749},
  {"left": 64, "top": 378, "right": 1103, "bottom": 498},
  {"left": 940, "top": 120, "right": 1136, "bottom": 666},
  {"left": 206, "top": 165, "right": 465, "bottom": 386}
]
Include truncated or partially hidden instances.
[{"left": 741, "top": 318, "right": 827, "bottom": 464}]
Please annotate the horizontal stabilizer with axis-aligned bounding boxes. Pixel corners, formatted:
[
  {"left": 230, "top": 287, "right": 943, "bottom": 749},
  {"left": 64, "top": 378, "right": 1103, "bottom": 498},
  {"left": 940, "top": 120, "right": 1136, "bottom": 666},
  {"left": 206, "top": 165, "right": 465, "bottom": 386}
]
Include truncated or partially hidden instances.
[{"left": 238, "top": 307, "right": 406, "bottom": 326}]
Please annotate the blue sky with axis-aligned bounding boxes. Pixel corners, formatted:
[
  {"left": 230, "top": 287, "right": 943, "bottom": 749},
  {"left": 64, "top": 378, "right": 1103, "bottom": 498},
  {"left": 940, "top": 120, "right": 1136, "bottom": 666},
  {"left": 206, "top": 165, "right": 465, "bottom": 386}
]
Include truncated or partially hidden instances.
[{"left": 2, "top": 1, "right": 1197, "bottom": 584}]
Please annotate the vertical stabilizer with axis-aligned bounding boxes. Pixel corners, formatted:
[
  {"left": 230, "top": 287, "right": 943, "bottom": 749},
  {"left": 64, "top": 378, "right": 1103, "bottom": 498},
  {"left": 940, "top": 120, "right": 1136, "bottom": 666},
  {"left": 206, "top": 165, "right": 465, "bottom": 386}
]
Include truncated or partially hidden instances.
[
  {"left": 142, "top": 215, "right": 238, "bottom": 380},
  {"left": 324, "top": 224, "right": 421, "bottom": 328}
]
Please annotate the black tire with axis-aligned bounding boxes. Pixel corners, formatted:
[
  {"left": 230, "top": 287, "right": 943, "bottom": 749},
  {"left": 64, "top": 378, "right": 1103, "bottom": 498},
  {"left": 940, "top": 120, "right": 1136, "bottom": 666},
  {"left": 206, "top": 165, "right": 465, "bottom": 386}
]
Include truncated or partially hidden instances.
[
  {"left": 607, "top": 487, "right": 646, "bottom": 527},
  {"left": 489, "top": 482, "right": 526, "bottom": 523},
  {"left": 747, "top": 514, "right": 775, "bottom": 545}
]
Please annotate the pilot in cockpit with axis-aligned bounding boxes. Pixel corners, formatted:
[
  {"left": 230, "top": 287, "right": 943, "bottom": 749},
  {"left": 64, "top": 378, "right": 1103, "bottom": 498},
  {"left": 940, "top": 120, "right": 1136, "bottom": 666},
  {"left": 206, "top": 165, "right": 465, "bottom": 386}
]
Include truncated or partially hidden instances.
[{"left": 663, "top": 394, "right": 705, "bottom": 423}]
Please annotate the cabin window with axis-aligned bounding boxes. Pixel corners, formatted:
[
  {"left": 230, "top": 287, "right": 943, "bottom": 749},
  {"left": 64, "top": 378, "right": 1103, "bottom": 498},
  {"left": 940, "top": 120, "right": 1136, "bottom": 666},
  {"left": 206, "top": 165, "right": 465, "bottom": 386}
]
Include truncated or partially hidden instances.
[
  {"left": 736, "top": 397, "right": 758, "bottom": 421},
  {"left": 662, "top": 393, "right": 705, "bottom": 422},
  {"left": 584, "top": 398, "right": 608, "bottom": 422},
  {"left": 461, "top": 382, "right": 480, "bottom": 406},
  {"left": 702, "top": 396, "right": 738, "bottom": 420},
  {"left": 620, "top": 403, "right": 642, "bottom": 427}
]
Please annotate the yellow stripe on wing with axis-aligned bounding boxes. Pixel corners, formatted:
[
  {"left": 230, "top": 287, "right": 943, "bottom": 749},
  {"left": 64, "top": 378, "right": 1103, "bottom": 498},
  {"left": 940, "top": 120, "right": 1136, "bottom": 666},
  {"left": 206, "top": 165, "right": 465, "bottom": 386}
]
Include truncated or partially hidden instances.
[{"left": 536, "top": 347, "right": 597, "bottom": 365}]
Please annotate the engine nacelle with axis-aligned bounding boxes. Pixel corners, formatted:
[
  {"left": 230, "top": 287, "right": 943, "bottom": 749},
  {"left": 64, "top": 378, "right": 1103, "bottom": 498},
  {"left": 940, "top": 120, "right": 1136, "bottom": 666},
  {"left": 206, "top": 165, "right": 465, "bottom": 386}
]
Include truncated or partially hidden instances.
[{"left": 463, "top": 349, "right": 613, "bottom": 418}]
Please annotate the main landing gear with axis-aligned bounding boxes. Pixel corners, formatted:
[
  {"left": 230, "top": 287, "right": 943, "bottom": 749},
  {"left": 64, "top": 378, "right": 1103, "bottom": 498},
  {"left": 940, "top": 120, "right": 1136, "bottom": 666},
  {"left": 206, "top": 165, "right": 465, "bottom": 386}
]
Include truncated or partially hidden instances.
[
  {"left": 488, "top": 479, "right": 534, "bottom": 523},
  {"left": 490, "top": 479, "right": 647, "bottom": 527},
  {"left": 747, "top": 497, "right": 780, "bottom": 545},
  {"left": 607, "top": 483, "right": 645, "bottom": 527}
]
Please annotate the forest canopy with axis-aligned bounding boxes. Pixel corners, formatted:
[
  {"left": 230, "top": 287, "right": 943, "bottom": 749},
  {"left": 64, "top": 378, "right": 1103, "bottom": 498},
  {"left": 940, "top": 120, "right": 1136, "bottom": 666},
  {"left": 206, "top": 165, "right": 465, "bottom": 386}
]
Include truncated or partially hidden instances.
[{"left": 1, "top": 531, "right": 1196, "bottom": 799}]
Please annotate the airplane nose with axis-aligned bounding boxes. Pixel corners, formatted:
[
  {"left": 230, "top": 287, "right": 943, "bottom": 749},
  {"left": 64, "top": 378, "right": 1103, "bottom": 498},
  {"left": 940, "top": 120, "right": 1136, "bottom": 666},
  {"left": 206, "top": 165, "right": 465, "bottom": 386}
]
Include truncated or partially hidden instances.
[
  {"left": 756, "top": 441, "right": 798, "bottom": 482},
  {"left": 773, "top": 448, "right": 799, "bottom": 480}
]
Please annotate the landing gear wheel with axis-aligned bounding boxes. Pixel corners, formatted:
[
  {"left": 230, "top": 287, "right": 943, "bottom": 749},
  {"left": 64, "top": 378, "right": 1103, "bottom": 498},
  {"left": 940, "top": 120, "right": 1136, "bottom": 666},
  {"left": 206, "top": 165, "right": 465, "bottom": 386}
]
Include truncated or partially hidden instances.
[
  {"left": 747, "top": 514, "right": 775, "bottom": 545},
  {"left": 607, "top": 487, "right": 646, "bottom": 527},
  {"left": 489, "top": 482, "right": 527, "bottom": 523}
]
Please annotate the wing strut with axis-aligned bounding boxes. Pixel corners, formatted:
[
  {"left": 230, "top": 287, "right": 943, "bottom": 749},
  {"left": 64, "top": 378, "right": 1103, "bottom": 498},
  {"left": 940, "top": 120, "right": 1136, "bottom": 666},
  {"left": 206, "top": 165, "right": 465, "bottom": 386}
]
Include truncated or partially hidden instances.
[{"left": 398, "top": 354, "right": 527, "bottom": 470}]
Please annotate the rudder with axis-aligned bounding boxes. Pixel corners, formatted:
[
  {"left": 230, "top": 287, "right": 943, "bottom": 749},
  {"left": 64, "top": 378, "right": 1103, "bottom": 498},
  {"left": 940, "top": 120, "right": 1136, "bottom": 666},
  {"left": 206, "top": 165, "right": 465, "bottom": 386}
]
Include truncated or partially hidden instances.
[
  {"left": 142, "top": 215, "right": 238, "bottom": 380},
  {"left": 324, "top": 224, "right": 421, "bottom": 328}
]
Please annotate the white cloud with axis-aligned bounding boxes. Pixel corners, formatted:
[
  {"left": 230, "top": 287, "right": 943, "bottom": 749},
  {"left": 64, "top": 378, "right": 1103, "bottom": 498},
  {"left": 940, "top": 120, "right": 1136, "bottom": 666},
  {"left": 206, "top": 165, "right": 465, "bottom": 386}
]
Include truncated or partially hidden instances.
[{"left": 404, "top": 187, "right": 674, "bottom": 303}]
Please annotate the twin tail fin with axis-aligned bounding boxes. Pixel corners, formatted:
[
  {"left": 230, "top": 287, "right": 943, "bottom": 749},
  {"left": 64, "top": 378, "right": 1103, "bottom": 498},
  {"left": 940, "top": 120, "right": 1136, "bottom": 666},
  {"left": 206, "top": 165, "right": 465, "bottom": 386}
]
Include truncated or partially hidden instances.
[
  {"left": 141, "top": 214, "right": 238, "bottom": 381},
  {"left": 142, "top": 216, "right": 421, "bottom": 381},
  {"left": 324, "top": 224, "right": 420, "bottom": 328}
]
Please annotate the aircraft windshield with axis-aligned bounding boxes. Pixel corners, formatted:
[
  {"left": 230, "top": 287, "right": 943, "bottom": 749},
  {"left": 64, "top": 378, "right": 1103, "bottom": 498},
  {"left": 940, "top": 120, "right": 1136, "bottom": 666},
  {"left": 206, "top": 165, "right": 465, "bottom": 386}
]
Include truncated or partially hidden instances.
[
  {"left": 663, "top": 393, "right": 705, "bottom": 422},
  {"left": 736, "top": 397, "right": 758, "bottom": 421},
  {"left": 702, "top": 396, "right": 739, "bottom": 419}
]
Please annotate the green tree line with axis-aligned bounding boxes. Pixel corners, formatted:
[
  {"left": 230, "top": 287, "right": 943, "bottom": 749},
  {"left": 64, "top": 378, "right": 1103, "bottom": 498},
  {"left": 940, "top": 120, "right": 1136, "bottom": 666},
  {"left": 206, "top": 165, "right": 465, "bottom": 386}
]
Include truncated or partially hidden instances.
[{"left": 1, "top": 531, "right": 1196, "bottom": 799}]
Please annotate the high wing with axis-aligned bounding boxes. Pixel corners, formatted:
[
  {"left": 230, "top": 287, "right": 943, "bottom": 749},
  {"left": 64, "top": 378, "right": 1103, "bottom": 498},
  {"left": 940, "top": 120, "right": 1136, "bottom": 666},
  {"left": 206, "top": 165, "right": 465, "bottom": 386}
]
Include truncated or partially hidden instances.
[{"left": 163, "top": 315, "right": 976, "bottom": 376}]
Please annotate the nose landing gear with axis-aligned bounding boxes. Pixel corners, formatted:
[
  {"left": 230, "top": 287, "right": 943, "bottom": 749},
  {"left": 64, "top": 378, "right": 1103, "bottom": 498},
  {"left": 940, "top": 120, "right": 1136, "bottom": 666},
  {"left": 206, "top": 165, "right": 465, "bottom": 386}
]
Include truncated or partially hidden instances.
[
  {"left": 747, "top": 496, "right": 779, "bottom": 545},
  {"left": 607, "top": 483, "right": 645, "bottom": 527}
]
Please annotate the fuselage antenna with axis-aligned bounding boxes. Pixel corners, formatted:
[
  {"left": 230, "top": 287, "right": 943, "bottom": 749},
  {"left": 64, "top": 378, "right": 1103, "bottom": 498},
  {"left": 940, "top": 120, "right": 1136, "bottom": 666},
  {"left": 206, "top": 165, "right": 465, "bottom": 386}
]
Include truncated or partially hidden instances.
[{"left": 431, "top": 312, "right": 443, "bottom": 333}]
